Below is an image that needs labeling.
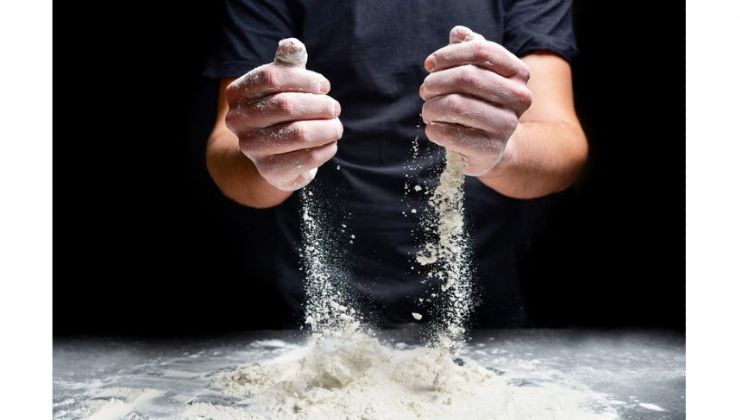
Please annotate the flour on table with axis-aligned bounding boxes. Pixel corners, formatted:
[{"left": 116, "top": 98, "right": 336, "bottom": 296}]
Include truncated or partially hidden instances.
[
  {"left": 638, "top": 402, "right": 665, "bottom": 411},
  {"left": 209, "top": 331, "right": 619, "bottom": 420},
  {"left": 68, "top": 387, "right": 164, "bottom": 420}
]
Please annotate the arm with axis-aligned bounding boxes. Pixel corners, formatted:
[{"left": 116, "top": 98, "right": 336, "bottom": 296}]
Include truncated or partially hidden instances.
[
  {"left": 421, "top": 26, "right": 587, "bottom": 199},
  {"left": 478, "top": 53, "right": 587, "bottom": 199},
  {"left": 206, "top": 39, "right": 342, "bottom": 209}
]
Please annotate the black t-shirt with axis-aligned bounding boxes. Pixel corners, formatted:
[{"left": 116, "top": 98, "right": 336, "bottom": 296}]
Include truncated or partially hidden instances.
[{"left": 204, "top": 0, "right": 577, "bottom": 327}]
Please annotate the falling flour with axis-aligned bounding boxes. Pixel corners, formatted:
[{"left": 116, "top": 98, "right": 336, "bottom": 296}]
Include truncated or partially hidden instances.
[
  {"left": 300, "top": 187, "right": 359, "bottom": 335},
  {"left": 416, "top": 149, "right": 472, "bottom": 347}
]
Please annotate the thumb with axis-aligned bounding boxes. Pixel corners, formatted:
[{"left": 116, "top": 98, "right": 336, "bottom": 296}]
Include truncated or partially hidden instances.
[
  {"left": 448, "top": 25, "right": 485, "bottom": 44},
  {"left": 274, "top": 38, "right": 308, "bottom": 68}
]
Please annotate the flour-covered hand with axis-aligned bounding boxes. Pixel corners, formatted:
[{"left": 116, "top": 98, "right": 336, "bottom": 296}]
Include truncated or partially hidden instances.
[
  {"left": 225, "top": 38, "right": 342, "bottom": 191},
  {"left": 420, "top": 26, "right": 532, "bottom": 176}
]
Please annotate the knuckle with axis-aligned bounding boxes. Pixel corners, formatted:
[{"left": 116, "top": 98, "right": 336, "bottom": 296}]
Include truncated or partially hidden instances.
[
  {"left": 225, "top": 110, "right": 237, "bottom": 131},
  {"left": 224, "top": 81, "right": 239, "bottom": 103},
  {"left": 335, "top": 120, "right": 344, "bottom": 140},
  {"left": 483, "top": 133, "right": 505, "bottom": 155},
  {"left": 421, "top": 102, "right": 431, "bottom": 120},
  {"left": 520, "top": 68, "right": 531, "bottom": 82},
  {"left": 471, "top": 41, "right": 490, "bottom": 62},
  {"left": 445, "top": 95, "right": 466, "bottom": 115},
  {"left": 326, "top": 120, "right": 343, "bottom": 141},
  {"left": 327, "top": 141, "right": 338, "bottom": 157},
  {"left": 503, "top": 112, "right": 519, "bottom": 130},
  {"left": 257, "top": 157, "right": 279, "bottom": 180},
  {"left": 273, "top": 93, "right": 295, "bottom": 115},
  {"left": 425, "top": 124, "right": 445, "bottom": 145},
  {"left": 237, "top": 133, "right": 257, "bottom": 156},
  {"left": 306, "top": 148, "right": 323, "bottom": 166},
  {"left": 291, "top": 123, "right": 308, "bottom": 143},
  {"left": 457, "top": 65, "right": 478, "bottom": 88},
  {"left": 519, "top": 61, "right": 532, "bottom": 81},
  {"left": 332, "top": 99, "right": 342, "bottom": 116},
  {"left": 256, "top": 66, "right": 278, "bottom": 89},
  {"left": 511, "top": 85, "right": 533, "bottom": 109},
  {"left": 225, "top": 109, "right": 247, "bottom": 133}
]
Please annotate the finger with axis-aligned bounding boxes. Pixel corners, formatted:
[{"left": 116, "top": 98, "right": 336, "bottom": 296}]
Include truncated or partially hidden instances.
[
  {"left": 239, "top": 118, "right": 343, "bottom": 158},
  {"left": 255, "top": 141, "right": 338, "bottom": 190},
  {"left": 421, "top": 94, "right": 518, "bottom": 136},
  {"left": 424, "top": 121, "right": 504, "bottom": 156},
  {"left": 425, "top": 41, "right": 529, "bottom": 81},
  {"left": 228, "top": 92, "right": 341, "bottom": 130},
  {"left": 424, "top": 122, "right": 506, "bottom": 176},
  {"left": 419, "top": 65, "right": 532, "bottom": 116},
  {"left": 448, "top": 25, "right": 485, "bottom": 44},
  {"left": 274, "top": 38, "right": 308, "bottom": 68},
  {"left": 226, "top": 64, "right": 331, "bottom": 104}
]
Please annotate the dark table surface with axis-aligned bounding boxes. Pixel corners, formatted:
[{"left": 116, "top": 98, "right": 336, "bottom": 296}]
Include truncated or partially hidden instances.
[{"left": 53, "top": 329, "right": 685, "bottom": 419}]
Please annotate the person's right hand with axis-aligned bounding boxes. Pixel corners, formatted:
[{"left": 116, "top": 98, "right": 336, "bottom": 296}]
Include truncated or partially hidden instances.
[{"left": 224, "top": 38, "right": 343, "bottom": 191}]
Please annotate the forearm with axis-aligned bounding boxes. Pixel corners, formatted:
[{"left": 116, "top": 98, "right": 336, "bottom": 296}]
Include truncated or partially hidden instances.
[
  {"left": 478, "top": 120, "right": 588, "bottom": 199},
  {"left": 206, "top": 127, "right": 293, "bottom": 209}
]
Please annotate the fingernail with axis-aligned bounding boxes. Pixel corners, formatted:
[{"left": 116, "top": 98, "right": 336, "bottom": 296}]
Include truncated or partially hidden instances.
[
  {"left": 333, "top": 101, "right": 341, "bottom": 116},
  {"left": 424, "top": 56, "right": 436, "bottom": 71}
]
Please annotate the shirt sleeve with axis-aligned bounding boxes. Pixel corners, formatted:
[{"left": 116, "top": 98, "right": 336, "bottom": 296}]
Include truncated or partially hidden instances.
[
  {"left": 203, "top": 0, "right": 299, "bottom": 79},
  {"left": 502, "top": 0, "right": 578, "bottom": 62}
]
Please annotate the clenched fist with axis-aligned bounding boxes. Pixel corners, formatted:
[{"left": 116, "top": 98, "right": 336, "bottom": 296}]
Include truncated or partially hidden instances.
[
  {"left": 224, "top": 38, "right": 343, "bottom": 191},
  {"left": 420, "top": 26, "right": 532, "bottom": 176}
]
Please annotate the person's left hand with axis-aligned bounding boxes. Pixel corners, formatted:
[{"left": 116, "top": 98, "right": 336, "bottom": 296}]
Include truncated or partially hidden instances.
[{"left": 420, "top": 26, "right": 533, "bottom": 176}]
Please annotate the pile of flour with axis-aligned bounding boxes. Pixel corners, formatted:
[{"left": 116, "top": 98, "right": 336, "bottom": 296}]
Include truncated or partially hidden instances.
[{"left": 196, "top": 331, "right": 618, "bottom": 420}]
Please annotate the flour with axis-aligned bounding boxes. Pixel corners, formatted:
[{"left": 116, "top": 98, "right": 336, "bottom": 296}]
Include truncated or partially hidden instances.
[
  {"left": 208, "top": 331, "right": 619, "bottom": 420},
  {"left": 70, "top": 387, "right": 164, "bottom": 420},
  {"left": 638, "top": 402, "right": 665, "bottom": 411},
  {"left": 416, "top": 149, "right": 473, "bottom": 347},
  {"left": 300, "top": 187, "right": 360, "bottom": 335}
]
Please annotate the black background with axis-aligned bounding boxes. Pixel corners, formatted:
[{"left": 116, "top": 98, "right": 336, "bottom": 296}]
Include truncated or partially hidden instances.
[{"left": 53, "top": 1, "right": 685, "bottom": 335}]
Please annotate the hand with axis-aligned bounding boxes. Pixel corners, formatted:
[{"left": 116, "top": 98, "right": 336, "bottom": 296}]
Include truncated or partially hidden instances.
[
  {"left": 224, "top": 38, "right": 343, "bottom": 191},
  {"left": 420, "top": 26, "right": 532, "bottom": 176}
]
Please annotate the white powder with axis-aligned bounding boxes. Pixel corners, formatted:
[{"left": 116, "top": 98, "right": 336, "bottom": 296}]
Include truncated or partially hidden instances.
[
  {"left": 416, "top": 150, "right": 472, "bottom": 347},
  {"left": 300, "top": 187, "right": 360, "bottom": 335},
  {"left": 210, "top": 332, "right": 619, "bottom": 420},
  {"left": 638, "top": 402, "right": 665, "bottom": 411},
  {"left": 80, "top": 387, "right": 164, "bottom": 420}
]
